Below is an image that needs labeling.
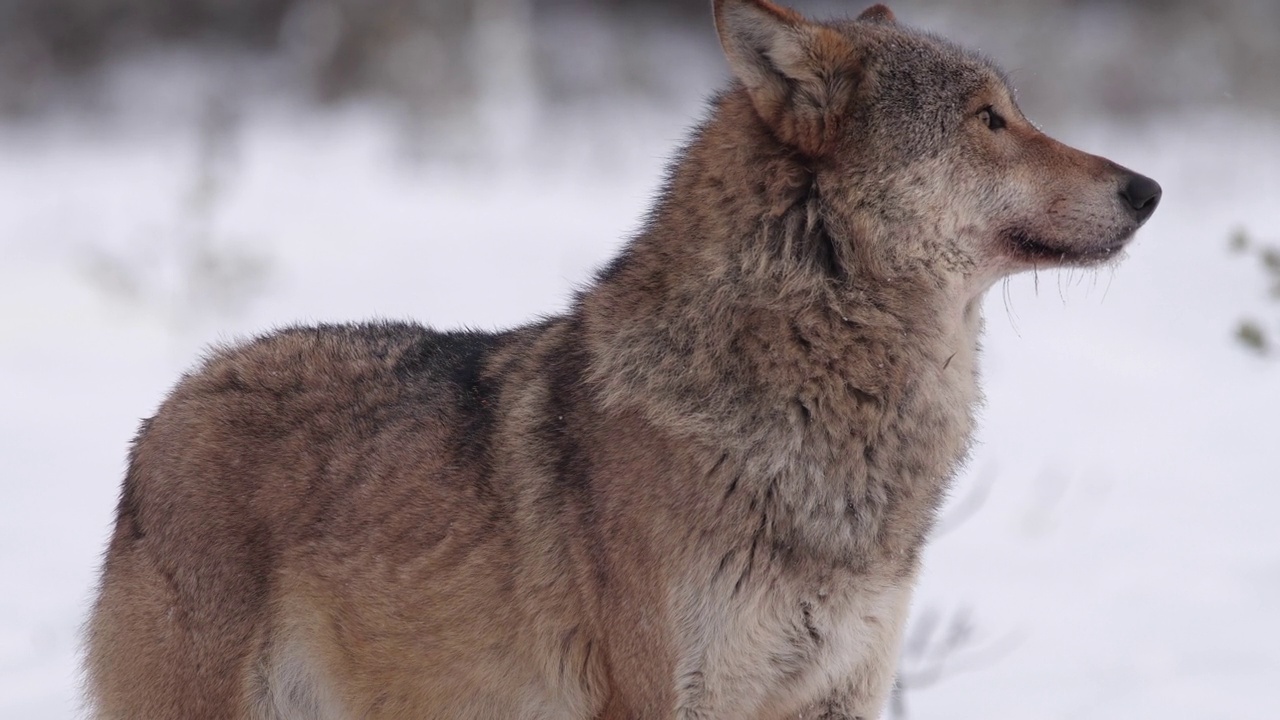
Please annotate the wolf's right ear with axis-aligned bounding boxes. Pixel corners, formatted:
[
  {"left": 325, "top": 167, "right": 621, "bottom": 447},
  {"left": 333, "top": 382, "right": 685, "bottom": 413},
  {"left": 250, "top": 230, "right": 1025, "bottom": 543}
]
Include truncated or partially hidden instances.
[
  {"left": 713, "top": 0, "right": 860, "bottom": 158},
  {"left": 857, "top": 4, "right": 896, "bottom": 23}
]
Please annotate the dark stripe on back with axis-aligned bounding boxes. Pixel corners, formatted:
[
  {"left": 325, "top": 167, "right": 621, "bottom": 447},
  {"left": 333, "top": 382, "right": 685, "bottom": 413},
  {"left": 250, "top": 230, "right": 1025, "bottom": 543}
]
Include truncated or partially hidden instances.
[
  {"left": 538, "top": 320, "right": 593, "bottom": 497},
  {"left": 394, "top": 328, "right": 504, "bottom": 468}
]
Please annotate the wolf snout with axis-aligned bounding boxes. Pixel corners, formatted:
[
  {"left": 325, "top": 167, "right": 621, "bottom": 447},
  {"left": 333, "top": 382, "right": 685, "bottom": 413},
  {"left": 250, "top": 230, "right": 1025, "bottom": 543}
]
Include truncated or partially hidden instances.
[{"left": 1119, "top": 173, "right": 1162, "bottom": 224}]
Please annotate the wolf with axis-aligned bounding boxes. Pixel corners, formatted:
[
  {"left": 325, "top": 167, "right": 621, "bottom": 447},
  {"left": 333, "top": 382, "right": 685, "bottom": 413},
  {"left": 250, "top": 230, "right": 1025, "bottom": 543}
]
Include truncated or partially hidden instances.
[{"left": 85, "top": 1, "right": 1160, "bottom": 718}]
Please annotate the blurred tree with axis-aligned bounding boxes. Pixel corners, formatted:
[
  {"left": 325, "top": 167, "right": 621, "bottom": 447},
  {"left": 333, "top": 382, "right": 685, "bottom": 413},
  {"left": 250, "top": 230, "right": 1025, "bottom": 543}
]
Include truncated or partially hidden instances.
[
  {"left": 81, "top": 93, "right": 271, "bottom": 330},
  {"left": 1, "top": 0, "right": 1276, "bottom": 116},
  {"left": 1229, "top": 228, "right": 1280, "bottom": 356}
]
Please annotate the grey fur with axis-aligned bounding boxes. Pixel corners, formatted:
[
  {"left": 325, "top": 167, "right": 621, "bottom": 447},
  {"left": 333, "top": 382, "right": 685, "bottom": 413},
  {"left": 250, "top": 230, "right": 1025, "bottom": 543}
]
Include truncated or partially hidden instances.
[{"left": 84, "top": 2, "right": 1158, "bottom": 718}]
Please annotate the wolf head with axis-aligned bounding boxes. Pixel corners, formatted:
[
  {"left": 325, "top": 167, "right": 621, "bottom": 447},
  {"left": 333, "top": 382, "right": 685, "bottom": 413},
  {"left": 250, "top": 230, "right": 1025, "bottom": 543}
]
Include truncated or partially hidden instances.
[{"left": 712, "top": 0, "right": 1161, "bottom": 295}]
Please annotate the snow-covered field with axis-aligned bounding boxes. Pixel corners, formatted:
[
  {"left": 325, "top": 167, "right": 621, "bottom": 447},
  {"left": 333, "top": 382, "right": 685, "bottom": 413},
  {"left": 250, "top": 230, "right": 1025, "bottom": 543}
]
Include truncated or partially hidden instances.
[{"left": 1, "top": 54, "right": 1277, "bottom": 718}]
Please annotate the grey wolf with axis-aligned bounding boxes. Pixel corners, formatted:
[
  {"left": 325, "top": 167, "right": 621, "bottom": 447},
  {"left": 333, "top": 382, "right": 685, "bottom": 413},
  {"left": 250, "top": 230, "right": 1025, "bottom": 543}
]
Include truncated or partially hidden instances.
[{"left": 84, "top": 1, "right": 1161, "bottom": 718}]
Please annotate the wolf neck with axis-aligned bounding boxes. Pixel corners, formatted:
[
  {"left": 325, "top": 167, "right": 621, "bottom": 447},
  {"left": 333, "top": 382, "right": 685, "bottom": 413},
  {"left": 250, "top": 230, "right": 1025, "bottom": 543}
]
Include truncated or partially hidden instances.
[{"left": 579, "top": 90, "right": 981, "bottom": 554}]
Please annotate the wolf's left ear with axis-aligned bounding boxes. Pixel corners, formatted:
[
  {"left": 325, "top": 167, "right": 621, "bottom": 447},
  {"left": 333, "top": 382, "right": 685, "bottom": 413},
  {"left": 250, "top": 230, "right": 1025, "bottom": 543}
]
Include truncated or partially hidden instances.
[{"left": 713, "top": 0, "right": 860, "bottom": 158}]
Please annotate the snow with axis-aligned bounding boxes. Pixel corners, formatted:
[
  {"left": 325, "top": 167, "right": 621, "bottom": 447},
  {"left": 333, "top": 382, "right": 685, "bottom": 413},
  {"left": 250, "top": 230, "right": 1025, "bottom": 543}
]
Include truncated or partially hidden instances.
[{"left": 1, "top": 57, "right": 1277, "bottom": 719}]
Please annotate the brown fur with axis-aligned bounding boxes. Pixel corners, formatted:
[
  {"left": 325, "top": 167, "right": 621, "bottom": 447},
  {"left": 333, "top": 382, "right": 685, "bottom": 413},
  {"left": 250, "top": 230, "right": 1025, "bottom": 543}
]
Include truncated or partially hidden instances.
[{"left": 85, "top": 2, "right": 1159, "bottom": 718}]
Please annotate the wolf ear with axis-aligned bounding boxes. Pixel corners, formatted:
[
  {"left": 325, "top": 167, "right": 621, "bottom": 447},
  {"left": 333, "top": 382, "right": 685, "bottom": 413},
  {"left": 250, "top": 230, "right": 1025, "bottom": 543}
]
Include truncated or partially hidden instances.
[
  {"left": 713, "top": 0, "right": 860, "bottom": 158},
  {"left": 857, "top": 4, "right": 896, "bottom": 23}
]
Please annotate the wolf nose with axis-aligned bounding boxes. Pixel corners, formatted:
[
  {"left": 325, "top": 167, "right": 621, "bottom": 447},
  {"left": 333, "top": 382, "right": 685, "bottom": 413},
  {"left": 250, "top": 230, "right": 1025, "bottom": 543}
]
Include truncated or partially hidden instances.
[{"left": 1120, "top": 173, "right": 1162, "bottom": 223}]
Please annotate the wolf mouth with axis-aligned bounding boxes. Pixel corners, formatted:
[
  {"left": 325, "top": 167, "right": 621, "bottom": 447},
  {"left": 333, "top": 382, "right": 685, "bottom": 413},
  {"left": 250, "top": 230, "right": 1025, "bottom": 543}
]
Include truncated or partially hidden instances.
[{"left": 1006, "top": 228, "right": 1129, "bottom": 264}]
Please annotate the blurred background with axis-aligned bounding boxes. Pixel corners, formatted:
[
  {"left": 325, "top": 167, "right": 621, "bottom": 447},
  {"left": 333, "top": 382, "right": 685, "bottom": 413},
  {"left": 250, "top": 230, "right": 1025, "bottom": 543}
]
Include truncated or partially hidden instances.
[{"left": 1, "top": 1, "right": 1277, "bottom": 717}]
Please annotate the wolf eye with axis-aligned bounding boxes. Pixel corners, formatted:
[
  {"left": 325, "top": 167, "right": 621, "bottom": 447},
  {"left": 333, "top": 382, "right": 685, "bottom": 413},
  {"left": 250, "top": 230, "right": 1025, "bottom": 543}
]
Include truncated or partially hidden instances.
[{"left": 978, "top": 106, "right": 1006, "bottom": 131}]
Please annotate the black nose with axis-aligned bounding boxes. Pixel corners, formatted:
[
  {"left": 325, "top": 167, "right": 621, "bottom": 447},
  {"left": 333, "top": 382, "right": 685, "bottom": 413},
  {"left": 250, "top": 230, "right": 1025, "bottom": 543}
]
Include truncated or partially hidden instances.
[{"left": 1120, "top": 173, "right": 1162, "bottom": 223}]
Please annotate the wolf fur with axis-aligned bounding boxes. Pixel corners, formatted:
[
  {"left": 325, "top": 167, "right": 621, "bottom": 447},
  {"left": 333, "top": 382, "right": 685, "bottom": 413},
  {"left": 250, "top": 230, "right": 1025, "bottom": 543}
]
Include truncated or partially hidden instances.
[{"left": 85, "top": 1, "right": 1160, "bottom": 718}]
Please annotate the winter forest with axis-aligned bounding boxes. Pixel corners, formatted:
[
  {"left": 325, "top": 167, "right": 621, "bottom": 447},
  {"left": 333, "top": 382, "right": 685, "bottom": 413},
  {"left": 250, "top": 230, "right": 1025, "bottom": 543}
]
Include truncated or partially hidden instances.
[{"left": 1, "top": 0, "right": 1277, "bottom": 717}]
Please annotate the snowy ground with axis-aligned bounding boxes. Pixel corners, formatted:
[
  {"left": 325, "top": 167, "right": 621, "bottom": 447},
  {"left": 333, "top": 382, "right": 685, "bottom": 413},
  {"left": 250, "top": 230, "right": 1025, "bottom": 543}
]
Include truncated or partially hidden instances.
[{"left": 1, "top": 54, "right": 1278, "bottom": 719}]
